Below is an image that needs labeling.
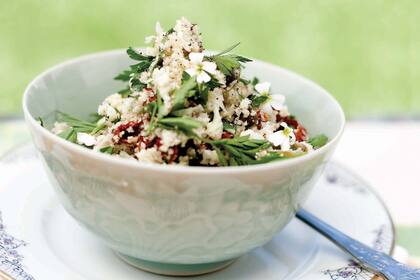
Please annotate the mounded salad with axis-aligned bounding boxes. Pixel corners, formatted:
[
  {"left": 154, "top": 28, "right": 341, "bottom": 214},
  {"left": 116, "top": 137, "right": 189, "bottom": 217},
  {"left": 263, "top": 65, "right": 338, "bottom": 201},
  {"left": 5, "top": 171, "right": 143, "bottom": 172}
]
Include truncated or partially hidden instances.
[{"left": 48, "top": 17, "right": 328, "bottom": 166}]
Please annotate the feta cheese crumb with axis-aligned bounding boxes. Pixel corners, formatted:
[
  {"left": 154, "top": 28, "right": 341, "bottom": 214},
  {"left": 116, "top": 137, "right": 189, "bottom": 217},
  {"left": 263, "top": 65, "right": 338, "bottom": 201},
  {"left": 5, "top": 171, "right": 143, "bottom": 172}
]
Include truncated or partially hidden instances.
[
  {"left": 158, "top": 130, "right": 182, "bottom": 152},
  {"left": 201, "top": 150, "right": 219, "bottom": 165},
  {"left": 135, "top": 147, "right": 163, "bottom": 163},
  {"left": 52, "top": 122, "right": 69, "bottom": 135},
  {"left": 206, "top": 109, "right": 223, "bottom": 139},
  {"left": 76, "top": 133, "right": 96, "bottom": 146}
]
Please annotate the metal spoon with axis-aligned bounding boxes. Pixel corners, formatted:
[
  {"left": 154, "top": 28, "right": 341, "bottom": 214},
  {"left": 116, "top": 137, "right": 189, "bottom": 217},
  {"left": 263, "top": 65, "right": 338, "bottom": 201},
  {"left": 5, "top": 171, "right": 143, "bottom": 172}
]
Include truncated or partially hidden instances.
[{"left": 296, "top": 209, "right": 420, "bottom": 280}]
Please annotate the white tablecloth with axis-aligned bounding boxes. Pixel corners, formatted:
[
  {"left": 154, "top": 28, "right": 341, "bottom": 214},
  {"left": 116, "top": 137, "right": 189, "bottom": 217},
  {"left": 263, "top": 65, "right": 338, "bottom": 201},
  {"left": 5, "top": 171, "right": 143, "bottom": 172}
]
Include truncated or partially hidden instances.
[{"left": 334, "top": 121, "right": 420, "bottom": 225}]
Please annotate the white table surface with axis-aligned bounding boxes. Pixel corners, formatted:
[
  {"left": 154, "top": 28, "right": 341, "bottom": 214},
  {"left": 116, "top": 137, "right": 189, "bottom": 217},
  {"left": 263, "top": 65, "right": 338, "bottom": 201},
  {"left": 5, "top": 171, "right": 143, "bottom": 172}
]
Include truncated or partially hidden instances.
[{"left": 333, "top": 120, "right": 420, "bottom": 225}]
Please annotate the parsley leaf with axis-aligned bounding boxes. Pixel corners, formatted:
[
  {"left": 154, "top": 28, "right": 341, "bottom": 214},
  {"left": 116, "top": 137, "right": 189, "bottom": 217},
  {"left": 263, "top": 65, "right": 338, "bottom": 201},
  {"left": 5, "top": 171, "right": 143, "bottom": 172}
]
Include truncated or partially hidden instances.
[
  {"left": 126, "top": 47, "right": 153, "bottom": 61},
  {"left": 130, "top": 61, "right": 152, "bottom": 74},
  {"left": 196, "top": 84, "right": 209, "bottom": 105},
  {"left": 308, "top": 134, "right": 328, "bottom": 149},
  {"left": 209, "top": 135, "right": 273, "bottom": 166},
  {"left": 255, "top": 152, "right": 287, "bottom": 164},
  {"left": 158, "top": 117, "right": 203, "bottom": 137},
  {"left": 222, "top": 121, "right": 236, "bottom": 134},
  {"left": 251, "top": 77, "right": 260, "bottom": 86},
  {"left": 171, "top": 77, "right": 197, "bottom": 112},
  {"left": 100, "top": 146, "right": 114, "bottom": 154},
  {"left": 114, "top": 70, "right": 133, "bottom": 82},
  {"left": 212, "top": 54, "right": 252, "bottom": 76},
  {"left": 91, "top": 123, "right": 107, "bottom": 135},
  {"left": 58, "top": 127, "right": 78, "bottom": 143},
  {"left": 146, "top": 101, "right": 158, "bottom": 134},
  {"left": 207, "top": 77, "right": 222, "bottom": 90},
  {"left": 56, "top": 112, "right": 106, "bottom": 135},
  {"left": 114, "top": 47, "right": 154, "bottom": 95},
  {"left": 250, "top": 93, "right": 270, "bottom": 107},
  {"left": 57, "top": 112, "right": 97, "bottom": 133},
  {"left": 129, "top": 78, "right": 146, "bottom": 92},
  {"left": 208, "top": 42, "right": 252, "bottom": 76}
]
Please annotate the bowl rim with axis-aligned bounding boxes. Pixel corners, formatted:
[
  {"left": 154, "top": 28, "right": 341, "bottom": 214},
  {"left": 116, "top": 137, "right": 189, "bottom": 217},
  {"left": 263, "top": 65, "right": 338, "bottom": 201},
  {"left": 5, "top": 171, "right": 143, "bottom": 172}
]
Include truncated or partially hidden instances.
[{"left": 22, "top": 49, "right": 345, "bottom": 174}]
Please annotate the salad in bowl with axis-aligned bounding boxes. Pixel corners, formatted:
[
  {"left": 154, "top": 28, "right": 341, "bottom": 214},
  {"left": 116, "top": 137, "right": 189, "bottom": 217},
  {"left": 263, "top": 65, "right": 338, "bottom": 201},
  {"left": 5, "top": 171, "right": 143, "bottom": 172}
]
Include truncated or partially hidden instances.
[{"left": 49, "top": 17, "right": 327, "bottom": 167}]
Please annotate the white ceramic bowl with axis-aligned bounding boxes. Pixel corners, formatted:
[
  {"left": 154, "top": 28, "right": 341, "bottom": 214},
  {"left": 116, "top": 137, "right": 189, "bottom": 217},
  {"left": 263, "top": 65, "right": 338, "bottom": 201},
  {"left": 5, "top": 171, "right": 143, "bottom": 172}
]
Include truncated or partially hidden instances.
[{"left": 23, "top": 50, "right": 345, "bottom": 276}]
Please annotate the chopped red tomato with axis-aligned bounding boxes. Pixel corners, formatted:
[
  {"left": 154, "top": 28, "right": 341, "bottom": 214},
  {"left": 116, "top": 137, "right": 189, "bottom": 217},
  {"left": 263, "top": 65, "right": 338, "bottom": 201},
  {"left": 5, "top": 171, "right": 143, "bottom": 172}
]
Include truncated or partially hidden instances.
[
  {"left": 295, "top": 124, "right": 308, "bottom": 142},
  {"left": 222, "top": 131, "right": 234, "bottom": 139},
  {"left": 113, "top": 121, "right": 144, "bottom": 144}
]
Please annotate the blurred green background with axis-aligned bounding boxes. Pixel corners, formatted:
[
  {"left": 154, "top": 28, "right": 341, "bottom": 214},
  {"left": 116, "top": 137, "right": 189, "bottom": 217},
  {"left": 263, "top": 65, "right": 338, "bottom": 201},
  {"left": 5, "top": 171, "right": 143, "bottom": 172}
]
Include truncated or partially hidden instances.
[{"left": 1, "top": 0, "right": 419, "bottom": 117}]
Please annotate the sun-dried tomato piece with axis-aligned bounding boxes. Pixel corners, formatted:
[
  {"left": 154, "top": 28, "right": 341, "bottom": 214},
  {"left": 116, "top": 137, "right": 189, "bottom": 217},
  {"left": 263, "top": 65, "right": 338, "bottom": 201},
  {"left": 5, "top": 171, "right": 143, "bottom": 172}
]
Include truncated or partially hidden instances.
[
  {"left": 245, "top": 114, "right": 257, "bottom": 127},
  {"left": 154, "top": 137, "right": 162, "bottom": 148},
  {"left": 113, "top": 121, "right": 144, "bottom": 144},
  {"left": 222, "top": 131, "right": 234, "bottom": 139},
  {"left": 256, "top": 110, "right": 265, "bottom": 129},
  {"left": 295, "top": 124, "right": 308, "bottom": 142},
  {"left": 136, "top": 136, "right": 151, "bottom": 148},
  {"left": 167, "top": 146, "right": 179, "bottom": 164},
  {"left": 148, "top": 95, "right": 157, "bottom": 103}
]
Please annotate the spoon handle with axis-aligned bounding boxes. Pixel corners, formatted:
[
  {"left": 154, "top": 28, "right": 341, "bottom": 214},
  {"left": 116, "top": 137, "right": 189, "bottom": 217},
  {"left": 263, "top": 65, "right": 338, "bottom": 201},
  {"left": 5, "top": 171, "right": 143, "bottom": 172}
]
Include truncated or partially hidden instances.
[{"left": 296, "top": 209, "right": 420, "bottom": 280}]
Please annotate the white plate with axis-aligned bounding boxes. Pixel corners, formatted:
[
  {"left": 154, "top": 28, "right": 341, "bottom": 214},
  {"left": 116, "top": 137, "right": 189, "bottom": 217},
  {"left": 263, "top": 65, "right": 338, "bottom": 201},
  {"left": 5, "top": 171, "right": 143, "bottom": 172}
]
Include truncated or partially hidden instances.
[{"left": 0, "top": 145, "right": 394, "bottom": 280}]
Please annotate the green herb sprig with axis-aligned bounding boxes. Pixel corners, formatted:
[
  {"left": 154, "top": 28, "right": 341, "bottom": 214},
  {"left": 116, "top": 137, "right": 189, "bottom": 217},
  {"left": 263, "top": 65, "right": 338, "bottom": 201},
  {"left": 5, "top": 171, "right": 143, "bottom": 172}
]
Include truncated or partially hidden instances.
[
  {"left": 56, "top": 112, "right": 105, "bottom": 143},
  {"left": 222, "top": 121, "right": 236, "bottom": 134},
  {"left": 209, "top": 43, "right": 252, "bottom": 76},
  {"left": 209, "top": 135, "right": 283, "bottom": 166},
  {"left": 308, "top": 134, "right": 328, "bottom": 149},
  {"left": 250, "top": 93, "right": 270, "bottom": 107},
  {"left": 212, "top": 55, "right": 252, "bottom": 76},
  {"left": 114, "top": 47, "right": 154, "bottom": 95},
  {"left": 171, "top": 77, "right": 197, "bottom": 112},
  {"left": 100, "top": 146, "right": 114, "bottom": 154},
  {"left": 157, "top": 117, "right": 203, "bottom": 137}
]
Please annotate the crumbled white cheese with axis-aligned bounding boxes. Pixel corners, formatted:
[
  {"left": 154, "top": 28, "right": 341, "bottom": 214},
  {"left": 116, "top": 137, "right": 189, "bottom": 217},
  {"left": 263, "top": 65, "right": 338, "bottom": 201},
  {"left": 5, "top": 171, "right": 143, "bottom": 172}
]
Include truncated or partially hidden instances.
[
  {"left": 206, "top": 109, "right": 223, "bottom": 140},
  {"left": 76, "top": 132, "right": 96, "bottom": 146},
  {"left": 51, "top": 122, "right": 69, "bottom": 135},
  {"left": 98, "top": 93, "right": 123, "bottom": 121},
  {"left": 239, "top": 98, "right": 251, "bottom": 110},
  {"left": 158, "top": 129, "right": 182, "bottom": 152},
  {"left": 207, "top": 88, "right": 226, "bottom": 112},
  {"left": 139, "top": 72, "right": 151, "bottom": 84},
  {"left": 135, "top": 147, "right": 162, "bottom": 163},
  {"left": 93, "top": 133, "right": 113, "bottom": 150},
  {"left": 178, "top": 155, "right": 190, "bottom": 165},
  {"left": 152, "top": 67, "right": 173, "bottom": 114},
  {"left": 201, "top": 150, "right": 219, "bottom": 165},
  {"left": 235, "top": 98, "right": 252, "bottom": 118}
]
